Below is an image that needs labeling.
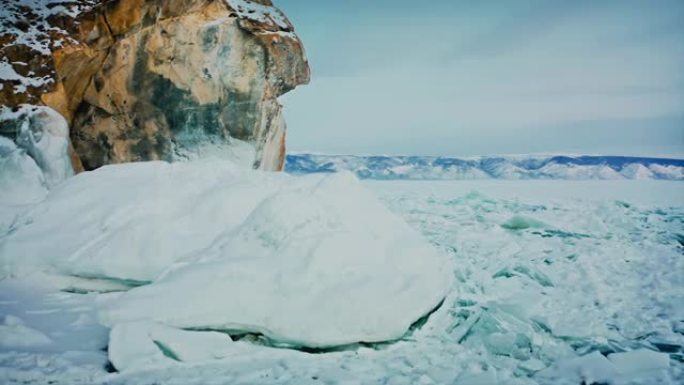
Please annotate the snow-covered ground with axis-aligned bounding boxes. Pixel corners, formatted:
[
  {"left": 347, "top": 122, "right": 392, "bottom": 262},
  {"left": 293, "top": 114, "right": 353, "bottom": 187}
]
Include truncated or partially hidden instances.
[
  {"left": 286, "top": 154, "right": 684, "bottom": 181},
  {"left": 0, "top": 168, "right": 682, "bottom": 384}
]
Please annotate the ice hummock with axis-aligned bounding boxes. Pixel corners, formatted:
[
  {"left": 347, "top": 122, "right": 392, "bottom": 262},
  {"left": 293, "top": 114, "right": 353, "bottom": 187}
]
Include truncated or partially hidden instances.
[{"left": 108, "top": 322, "right": 236, "bottom": 372}]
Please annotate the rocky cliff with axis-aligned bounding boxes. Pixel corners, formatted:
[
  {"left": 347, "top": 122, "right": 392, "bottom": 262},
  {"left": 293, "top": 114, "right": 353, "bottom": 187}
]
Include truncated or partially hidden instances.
[{"left": 0, "top": 0, "right": 309, "bottom": 177}]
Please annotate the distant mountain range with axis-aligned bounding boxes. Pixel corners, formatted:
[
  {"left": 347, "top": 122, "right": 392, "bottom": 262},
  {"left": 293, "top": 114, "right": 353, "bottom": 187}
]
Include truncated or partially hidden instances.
[{"left": 285, "top": 154, "right": 684, "bottom": 180}]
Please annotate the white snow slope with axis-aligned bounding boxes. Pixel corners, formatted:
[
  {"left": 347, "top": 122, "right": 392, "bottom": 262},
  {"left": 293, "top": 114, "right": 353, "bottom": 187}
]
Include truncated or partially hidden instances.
[{"left": 0, "top": 163, "right": 683, "bottom": 384}]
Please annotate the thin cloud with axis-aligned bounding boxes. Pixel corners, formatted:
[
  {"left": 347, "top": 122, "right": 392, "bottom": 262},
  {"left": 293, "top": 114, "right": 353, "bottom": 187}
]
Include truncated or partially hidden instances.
[{"left": 277, "top": 0, "right": 684, "bottom": 157}]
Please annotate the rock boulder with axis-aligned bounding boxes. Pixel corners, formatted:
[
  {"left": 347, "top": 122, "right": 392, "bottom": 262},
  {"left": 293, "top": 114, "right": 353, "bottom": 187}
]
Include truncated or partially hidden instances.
[{"left": 0, "top": 0, "right": 309, "bottom": 173}]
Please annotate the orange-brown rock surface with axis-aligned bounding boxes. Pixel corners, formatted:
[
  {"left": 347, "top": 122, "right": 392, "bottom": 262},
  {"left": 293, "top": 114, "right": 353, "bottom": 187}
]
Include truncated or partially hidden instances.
[{"left": 0, "top": 0, "right": 309, "bottom": 172}]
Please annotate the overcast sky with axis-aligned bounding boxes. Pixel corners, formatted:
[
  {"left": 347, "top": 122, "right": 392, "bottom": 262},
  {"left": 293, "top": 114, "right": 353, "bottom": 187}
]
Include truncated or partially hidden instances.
[{"left": 276, "top": 0, "right": 684, "bottom": 157}]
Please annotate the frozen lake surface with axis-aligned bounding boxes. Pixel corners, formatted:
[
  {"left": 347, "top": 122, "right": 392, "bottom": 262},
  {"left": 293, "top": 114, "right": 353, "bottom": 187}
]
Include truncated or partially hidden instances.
[{"left": 1, "top": 178, "right": 682, "bottom": 384}]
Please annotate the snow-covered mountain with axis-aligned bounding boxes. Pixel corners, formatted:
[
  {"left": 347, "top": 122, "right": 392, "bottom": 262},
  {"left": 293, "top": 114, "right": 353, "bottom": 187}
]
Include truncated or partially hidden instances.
[{"left": 285, "top": 154, "right": 684, "bottom": 180}]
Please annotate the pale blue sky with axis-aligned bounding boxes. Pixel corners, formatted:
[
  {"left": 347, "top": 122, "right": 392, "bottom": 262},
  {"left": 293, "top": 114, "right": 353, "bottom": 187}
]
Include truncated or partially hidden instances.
[{"left": 277, "top": 0, "right": 684, "bottom": 157}]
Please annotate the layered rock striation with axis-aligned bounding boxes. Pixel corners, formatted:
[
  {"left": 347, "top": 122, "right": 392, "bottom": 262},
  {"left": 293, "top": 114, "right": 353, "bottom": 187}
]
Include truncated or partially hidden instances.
[{"left": 0, "top": 0, "right": 309, "bottom": 175}]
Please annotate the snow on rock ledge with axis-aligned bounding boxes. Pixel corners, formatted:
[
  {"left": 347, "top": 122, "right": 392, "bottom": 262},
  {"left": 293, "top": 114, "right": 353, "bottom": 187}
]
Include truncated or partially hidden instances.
[
  {"left": 0, "top": 104, "right": 73, "bottom": 234},
  {"left": 0, "top": 161, "right": 452, "bottom": 348},
  {"left": 0, "top": 105, "right": 74, "bottom": 188},
  {"left": 0, "top": 136, "right": 48, "bottom": 205},
  {"left": 0, "top": 135, "right": 49, "bottom": 235}
]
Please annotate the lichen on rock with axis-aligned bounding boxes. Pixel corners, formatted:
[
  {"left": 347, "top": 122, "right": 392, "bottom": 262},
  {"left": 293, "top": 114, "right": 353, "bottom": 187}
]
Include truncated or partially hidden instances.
[{"left": 0, "top": 0, "right": 309, "bottom": 176}]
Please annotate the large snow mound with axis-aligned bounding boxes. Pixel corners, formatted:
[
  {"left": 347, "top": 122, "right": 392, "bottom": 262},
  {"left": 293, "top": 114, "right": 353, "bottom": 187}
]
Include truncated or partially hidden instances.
[
  {"left": 0, "top": 160, "right": 451, "bottom": 348},
  {"left": 100, "top": 170, "right": 451, "bottom": 347}
]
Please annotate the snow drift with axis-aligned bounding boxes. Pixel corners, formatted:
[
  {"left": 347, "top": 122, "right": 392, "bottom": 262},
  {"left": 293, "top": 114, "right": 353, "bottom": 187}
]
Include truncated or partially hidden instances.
[{"left": 0, "top": 160, "right": 451, "bottom": 349}]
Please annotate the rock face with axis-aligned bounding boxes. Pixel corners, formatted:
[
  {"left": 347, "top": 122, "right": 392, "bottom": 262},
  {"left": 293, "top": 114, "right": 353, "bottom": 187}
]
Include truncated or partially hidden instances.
[{"left": 0, "top": 0, "right": 309, "bottom": 173}]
